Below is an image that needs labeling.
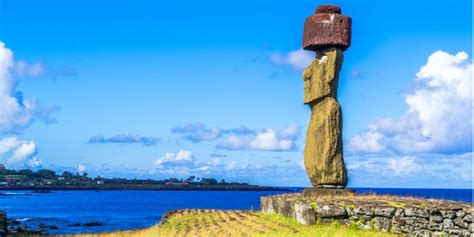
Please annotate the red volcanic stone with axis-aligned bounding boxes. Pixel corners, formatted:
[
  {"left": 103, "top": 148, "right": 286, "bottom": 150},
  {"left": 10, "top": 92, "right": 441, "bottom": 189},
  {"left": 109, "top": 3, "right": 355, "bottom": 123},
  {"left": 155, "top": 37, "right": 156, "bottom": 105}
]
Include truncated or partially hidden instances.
[
  {"left": 316, "top": 5, "right": 341, "bottom": 14},
  {"left": 302, "top": 5, "right": 351, "bottom": 51}
]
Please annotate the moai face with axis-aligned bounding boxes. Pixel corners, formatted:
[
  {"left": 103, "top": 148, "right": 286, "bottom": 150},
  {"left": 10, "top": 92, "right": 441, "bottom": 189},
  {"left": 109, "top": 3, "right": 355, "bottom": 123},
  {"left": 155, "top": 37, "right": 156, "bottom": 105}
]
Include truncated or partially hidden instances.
[
  {"left": 302, "top": 48, "right": 343, "bottom": 104},
  {"left": 302, "top": 5, "right": 352, "bottom": 51}
]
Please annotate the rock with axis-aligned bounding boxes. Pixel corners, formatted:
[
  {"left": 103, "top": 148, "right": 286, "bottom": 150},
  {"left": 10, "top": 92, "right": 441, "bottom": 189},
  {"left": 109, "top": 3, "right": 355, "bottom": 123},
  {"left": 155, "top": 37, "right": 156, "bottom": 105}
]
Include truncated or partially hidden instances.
[
  {"left": 441, "top": 210, "right": 456, "bottom": 219},
  {"left": 374, "top": 207, "right": 396, "bottom": 217},
  {"left": 430, "top": 214, "right": 443, "bottom": 223},
  {"left": 404, "top": 207, "right": 429, "bottom": 218},
  {"left": 373, "top": 217, "right": 391, "bottom": 232},
  {"left": 428, "top": 222, "right": 443, "bottom": 231},
  {"left": 82, "top": 222, "right": 103, "bottom": 227},
  {"left": 456, "top": 210, "right": 465, "bottom": 218},
  {"left": 453, "top": 217, "right": 467, "bottom": 228},
  {"left": 316, "top": 204, "right": 347, "bottom": 218},
  {"left": 394, "top": 208, "right": 404, "bottom": 217},
  {"left": 464, "top": 213, "right": 473, "bottom": 223},
  {"left": 353, "top": 206, "right": 374, "bottom": 216},
  {"left": 294, "top": 202, "right": 315, "bottom": 225},
  {"left": 443, "top": 218, "right": 454, "bottom": 229}
]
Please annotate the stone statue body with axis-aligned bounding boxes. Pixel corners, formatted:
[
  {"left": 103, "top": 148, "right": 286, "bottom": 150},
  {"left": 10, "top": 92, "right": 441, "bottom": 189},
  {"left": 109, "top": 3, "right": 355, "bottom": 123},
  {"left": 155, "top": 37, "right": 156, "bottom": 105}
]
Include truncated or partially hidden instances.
[
  {"left": 301, "top": 4, "right": 351, "bottom": 190},
  {"left": 303, "top": 47, "right": 347, "bottom": 187}
]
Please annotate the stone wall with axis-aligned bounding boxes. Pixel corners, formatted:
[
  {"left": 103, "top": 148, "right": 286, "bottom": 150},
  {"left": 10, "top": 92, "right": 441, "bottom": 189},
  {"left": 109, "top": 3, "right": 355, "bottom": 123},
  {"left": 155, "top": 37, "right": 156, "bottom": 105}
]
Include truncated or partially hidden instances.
[
  {"left": 261, "top": 193, "right": 473, "bottom": 236},
  {"left": 0, "top": 211, "right": 6, "bottom": 236}
]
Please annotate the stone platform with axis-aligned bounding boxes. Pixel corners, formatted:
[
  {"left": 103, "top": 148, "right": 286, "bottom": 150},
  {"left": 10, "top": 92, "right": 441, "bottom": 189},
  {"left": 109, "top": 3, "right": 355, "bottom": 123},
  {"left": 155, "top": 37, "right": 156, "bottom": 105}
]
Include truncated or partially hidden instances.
[
  {"left": 303, "top": 188, "right": 354, "bottom": 198},
  {"left": 261, "top": 193, "right": 473, "bottom": 236}
]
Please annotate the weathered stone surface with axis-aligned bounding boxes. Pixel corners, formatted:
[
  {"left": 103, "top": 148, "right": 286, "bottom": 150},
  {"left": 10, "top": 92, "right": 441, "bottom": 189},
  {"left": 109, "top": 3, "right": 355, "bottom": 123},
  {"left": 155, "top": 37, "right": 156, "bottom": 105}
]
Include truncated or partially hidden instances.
[
  {"left": 374, "top": 207, "right": 396, "bottom": 217},
  {"left": 0, "top": 211, "right": 6, "bottom": 236},
  {"left": 405, "top": 207, "right": 429, "bottom": 218},
  {"left": 316, "top": 204, "right": 347, "bottom": 218},
  {"left": 303, "top": 6, "right": 351, "bottom": 50},
  {"left": 354, "top": 206, "right": 374, "bottom": 216},
  {"left": 373, "top": 217, "right": 391, "bottom": 232},
  {"left": 441, "top": 210, "right": 456, "bottom": 219},
  {"left": 294, "top": 202, "right": 315, "bottom": 225},
  {"left": 454, "top": 217, "right": 467, "bottom": 228},
  {"left": 302, "top": 48, "right": 342, "bottom": 104},
  {"left": 430, "top": 214, "right": 444, "bottom": 223},
  {"left": 304, "top": 95, "right": 347, "bottom": 187},
  {"left": 443, "top": 218, "right": 454, "bottom": 229},
  {"left": 316, "top": 5, "right": 341, "bottom": 14},
  {"left": 464, "top": 213, "right": 473, "bottom": 223},
  {"left": 303, "top": 188, "right": 354, "bottom": 198},
  {"left": 261, "top": 193, "right": 472, "bottom": 236}
]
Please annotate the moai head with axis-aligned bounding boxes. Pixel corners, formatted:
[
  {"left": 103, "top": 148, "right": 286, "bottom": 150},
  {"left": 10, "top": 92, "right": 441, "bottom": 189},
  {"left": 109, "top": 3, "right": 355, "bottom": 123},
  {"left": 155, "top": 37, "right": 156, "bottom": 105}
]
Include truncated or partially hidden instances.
[{"left": 302, "top": 5, "right": 352, "bottom": 51}]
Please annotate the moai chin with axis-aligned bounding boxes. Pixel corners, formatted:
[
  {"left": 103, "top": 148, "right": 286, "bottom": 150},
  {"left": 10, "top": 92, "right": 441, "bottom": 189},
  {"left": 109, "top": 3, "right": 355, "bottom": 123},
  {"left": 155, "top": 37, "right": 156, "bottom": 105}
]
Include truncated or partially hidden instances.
[{"left": 301, "top": 5, "right": 351, "bottom": 190}]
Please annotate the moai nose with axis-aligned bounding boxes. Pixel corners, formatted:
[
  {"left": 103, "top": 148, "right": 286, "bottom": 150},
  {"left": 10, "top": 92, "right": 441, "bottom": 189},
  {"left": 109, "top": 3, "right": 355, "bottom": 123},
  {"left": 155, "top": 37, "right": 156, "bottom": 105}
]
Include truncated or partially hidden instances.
[{"left": 302, "top": 5, "right": 352, "bottom": 51}]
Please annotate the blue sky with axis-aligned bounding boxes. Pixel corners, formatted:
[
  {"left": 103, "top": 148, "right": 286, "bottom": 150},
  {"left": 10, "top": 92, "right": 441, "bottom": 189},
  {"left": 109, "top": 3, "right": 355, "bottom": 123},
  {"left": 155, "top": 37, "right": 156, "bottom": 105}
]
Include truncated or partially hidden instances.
[{"left": 0, "top": 0, "right": 472, "bottom": 188}]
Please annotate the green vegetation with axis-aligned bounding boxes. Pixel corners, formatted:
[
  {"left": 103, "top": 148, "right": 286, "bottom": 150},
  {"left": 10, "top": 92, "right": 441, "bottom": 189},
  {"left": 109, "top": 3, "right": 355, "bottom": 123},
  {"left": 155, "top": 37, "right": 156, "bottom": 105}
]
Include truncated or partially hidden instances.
[
  {"left": 75, "top": 210, "right": 400, "bottom": 237},
  {"left": 387, "top": 201, "right": 406, "bottom": 208},
  {"left": 0, "top": 166, "right": 278, "bottom": 191}
]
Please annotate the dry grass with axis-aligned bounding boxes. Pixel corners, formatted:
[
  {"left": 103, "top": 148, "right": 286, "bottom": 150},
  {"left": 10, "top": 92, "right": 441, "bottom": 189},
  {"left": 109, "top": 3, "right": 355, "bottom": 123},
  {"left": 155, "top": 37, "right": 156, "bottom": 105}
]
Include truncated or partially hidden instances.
[{"left": 70, "top": 209, "right": 400, "bottom": 237}]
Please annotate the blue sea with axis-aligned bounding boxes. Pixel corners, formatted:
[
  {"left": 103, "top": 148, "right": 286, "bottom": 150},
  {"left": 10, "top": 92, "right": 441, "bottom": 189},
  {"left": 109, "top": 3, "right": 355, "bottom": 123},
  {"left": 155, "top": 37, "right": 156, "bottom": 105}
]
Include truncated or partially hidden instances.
[{"left": 0, "top": 188, "right": 471, "bottom": 235}]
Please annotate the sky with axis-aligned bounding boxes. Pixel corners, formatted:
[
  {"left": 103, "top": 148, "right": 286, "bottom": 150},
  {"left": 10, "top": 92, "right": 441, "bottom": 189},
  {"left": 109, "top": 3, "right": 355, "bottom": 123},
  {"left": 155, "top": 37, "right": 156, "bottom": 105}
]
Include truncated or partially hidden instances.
[{"left": 0, "top": 0, "right": 472, "bottom": 188}]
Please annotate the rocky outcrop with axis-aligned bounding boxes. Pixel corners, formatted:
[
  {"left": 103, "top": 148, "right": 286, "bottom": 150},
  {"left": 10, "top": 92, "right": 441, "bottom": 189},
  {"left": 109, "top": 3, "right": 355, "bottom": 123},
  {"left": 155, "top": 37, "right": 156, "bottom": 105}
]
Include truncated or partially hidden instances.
[
  {"left": 261, "top": 193, "right": 473, "bottom": 236},
  {"left": 0, "top": 211, "right": 6, "bottom": 236},
  {"left": 303, "top": 48, "right": 347, "bottom": 187}
]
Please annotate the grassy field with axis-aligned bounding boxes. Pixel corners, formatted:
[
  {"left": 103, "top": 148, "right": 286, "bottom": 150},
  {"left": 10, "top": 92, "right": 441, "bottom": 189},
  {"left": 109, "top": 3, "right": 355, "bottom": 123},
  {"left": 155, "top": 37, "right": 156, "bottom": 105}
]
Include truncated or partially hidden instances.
[{"left": 71, "top": 209, "right": 400, "bottom": 237}]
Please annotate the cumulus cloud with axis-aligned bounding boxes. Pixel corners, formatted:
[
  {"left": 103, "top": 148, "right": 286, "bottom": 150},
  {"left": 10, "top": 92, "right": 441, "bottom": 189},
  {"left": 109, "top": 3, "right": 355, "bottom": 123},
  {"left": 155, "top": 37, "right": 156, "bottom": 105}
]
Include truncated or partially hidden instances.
[
  {"left": 348, "top": 51, "right": 473, "bottom": 155},
  {"left": 0, "top": 137, "right": 41, "bottom": 167},
  {"left": 87, "top": 134, "right": 160, "bottom": 146},
  {"left": 217, "top": 123, "right": 300, "bottom": 151},
  {"left": 270, "top": 48, "right": 313, "bottom": 70},
  {"left": 0, "top": 41, "right": 59, "bottom": 133},
  {"left": 14, "top": 60, "right": 77, "bottom": 79},
  {"left": 346, "top": 152, "right": 471, "bottom": 188},
  {"left": 149, "top": 150, "right": 306, "bottom": 186},
  {"left": 155, "top": 150, "right": 195, "bottom": 167},
  {"left": 172, "top": 122, "right": 222, "bottom": 143},
  {"left": 172, "top": 122, "right": 255, "bottom": 143}
]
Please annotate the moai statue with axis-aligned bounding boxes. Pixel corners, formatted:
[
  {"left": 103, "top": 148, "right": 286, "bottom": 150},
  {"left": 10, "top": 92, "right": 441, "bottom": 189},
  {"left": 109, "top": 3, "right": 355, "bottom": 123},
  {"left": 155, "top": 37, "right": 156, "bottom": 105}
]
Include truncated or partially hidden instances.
[{"left": 301, "top": 5, "right": 351, "bottom": 193}]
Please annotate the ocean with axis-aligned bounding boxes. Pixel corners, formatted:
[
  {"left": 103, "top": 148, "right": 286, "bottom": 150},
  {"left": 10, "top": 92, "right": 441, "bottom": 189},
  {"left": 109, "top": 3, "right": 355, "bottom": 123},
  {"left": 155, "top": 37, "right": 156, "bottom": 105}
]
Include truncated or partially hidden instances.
[{"left": 0, "top": 188, "right": 471, "bottom": 235}]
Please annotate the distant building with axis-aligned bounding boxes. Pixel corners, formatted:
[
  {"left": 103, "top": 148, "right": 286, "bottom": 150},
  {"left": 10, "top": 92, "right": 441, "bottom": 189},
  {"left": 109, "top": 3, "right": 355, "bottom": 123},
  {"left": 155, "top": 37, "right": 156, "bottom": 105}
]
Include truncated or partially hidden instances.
[
  {"left": 96, "top": 180, "right": 104, "bottom": 185},
  {"left": 58, "top": 177, "right": 65, "bottom": 180}
]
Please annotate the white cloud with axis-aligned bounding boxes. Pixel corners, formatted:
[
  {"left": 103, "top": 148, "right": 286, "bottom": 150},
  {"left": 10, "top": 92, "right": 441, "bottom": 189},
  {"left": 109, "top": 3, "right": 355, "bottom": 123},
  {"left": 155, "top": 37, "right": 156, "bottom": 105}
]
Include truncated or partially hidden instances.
[
  {"left": 346, "top": 152, "right": 472, "bottom": 188},
  {"left": 388, "top": 156, "right": 420, "bottom": 176},
  {"left": 155, "top": 150, "right": 195, "bottom": 167},
  {"left": 348, "top": 51, "right": 473, "bottom": 154},
  {"left": 270, "top": 48, "right": 313, "bottom": 70},
  {"left": 0, "top": 41, "right": 58, "bottom": 133},
  {"left": 0, "top": 137, "right": 41, "bottom": 167},
  {"left": 14, "top": 60, "right": 48, "bottom": 77},
  {"left": 77, "top": 164, "right": 87, "bottom": 174},
  {"left": 217, "top": 123, "right": 300, "bottom": 151},
  {"left": 87, "top": 134, "right": 160, "bottom": 146}
]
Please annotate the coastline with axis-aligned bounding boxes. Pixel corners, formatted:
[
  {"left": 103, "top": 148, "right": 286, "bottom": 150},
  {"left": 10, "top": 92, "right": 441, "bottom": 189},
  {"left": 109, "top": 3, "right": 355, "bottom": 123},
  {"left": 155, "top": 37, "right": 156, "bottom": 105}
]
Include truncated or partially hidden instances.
[{"left": 0, "top": 185, "right": 291, "bottom": 191}]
